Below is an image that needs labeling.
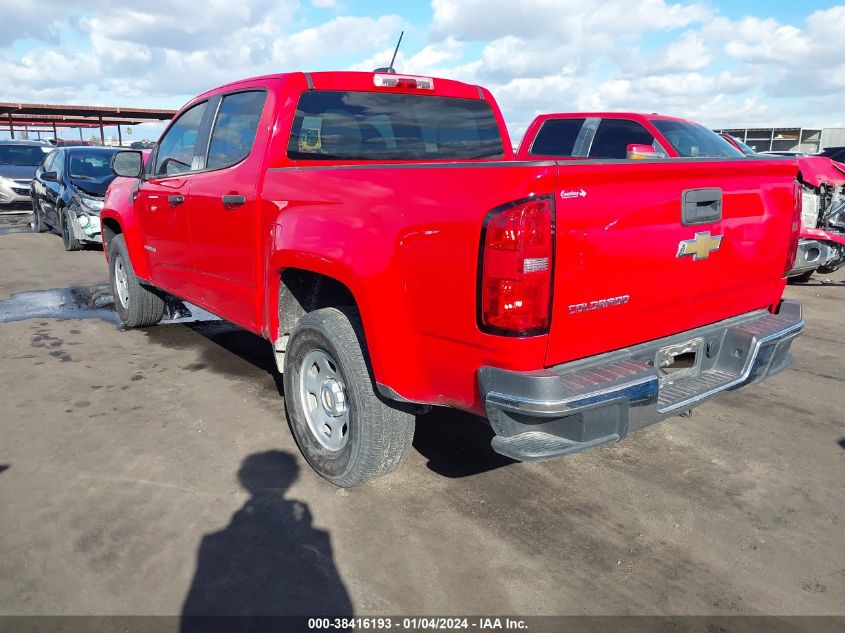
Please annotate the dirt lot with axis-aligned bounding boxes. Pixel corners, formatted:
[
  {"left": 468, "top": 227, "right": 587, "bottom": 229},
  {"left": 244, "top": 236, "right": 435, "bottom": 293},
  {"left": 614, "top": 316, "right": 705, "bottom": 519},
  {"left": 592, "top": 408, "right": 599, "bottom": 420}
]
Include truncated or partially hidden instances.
[{"left": 0, "top": 216, "right": 843, "bottom": 618}]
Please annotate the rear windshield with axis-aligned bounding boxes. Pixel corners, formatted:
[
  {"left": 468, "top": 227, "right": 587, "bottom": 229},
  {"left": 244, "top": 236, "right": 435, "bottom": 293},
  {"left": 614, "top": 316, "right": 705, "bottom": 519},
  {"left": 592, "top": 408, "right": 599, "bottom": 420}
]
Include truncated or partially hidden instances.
[
  {"left": 0, "top": 145, "right": 46, "bottom": 166},
  {"left": 651, "top": 120, "right": 742, "bottom": 158},
  {"left": 287, "top": 90, "right": 504, "bottom": 161}
]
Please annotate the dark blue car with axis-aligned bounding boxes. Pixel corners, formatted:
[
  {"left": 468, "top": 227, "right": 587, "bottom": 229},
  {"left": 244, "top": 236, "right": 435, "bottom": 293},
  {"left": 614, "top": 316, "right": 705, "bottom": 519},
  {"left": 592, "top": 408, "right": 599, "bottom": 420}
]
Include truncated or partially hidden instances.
[{"left": 30, "top": 146, "right": 120, "bottom": 251}]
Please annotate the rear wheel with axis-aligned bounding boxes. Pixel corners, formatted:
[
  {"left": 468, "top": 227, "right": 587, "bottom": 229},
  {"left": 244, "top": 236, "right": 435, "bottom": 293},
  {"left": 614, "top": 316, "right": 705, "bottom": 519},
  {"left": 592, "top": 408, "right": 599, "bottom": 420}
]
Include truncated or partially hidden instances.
[
  {"left": 283, "top": 306, "right": 416, "bottom": 487},
  {"left": 108, "top": 234, "right": 165, "bottom": 327},
  {"left": 61, "top": 208, "right": 83, "bottom": 251}
]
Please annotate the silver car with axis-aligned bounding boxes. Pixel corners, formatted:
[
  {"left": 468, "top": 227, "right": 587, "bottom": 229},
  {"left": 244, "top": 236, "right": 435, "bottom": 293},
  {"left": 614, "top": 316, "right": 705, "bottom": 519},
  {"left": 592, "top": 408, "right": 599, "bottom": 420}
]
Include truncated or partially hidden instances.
[{"left": 0, "top": 140, "right": 54, "bottom": 213}]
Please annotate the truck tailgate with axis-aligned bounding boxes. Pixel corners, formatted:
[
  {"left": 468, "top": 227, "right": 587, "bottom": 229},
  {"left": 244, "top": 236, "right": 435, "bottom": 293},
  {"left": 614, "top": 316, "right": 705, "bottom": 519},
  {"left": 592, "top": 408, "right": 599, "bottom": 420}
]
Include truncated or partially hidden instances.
[{"left": 546, "top": 159, "right": 798, "bottom": 367}]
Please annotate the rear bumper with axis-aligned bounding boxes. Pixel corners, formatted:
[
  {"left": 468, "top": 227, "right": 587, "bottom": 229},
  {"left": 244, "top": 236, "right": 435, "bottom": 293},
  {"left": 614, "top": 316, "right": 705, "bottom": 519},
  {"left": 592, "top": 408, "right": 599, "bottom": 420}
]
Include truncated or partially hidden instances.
[
  {"left": 788, "top": 239, "right": 831, "bottom": 276},
  {"left": 478, "top": 300, "right": 803, "bottom": 461}
]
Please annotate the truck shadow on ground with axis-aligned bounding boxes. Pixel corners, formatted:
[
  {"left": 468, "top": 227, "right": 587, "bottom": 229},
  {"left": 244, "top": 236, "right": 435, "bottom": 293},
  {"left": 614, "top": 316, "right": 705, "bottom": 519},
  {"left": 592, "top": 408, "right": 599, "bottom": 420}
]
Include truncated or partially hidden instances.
[
  {"left": 181, "top": 450, "right": 352, "bottom": 627},
  {"left": 0, "top": 465, "right": 8, "bottom": 475},
  {"left": 183, "top": 322, "right": 516, "bottom": 479}
]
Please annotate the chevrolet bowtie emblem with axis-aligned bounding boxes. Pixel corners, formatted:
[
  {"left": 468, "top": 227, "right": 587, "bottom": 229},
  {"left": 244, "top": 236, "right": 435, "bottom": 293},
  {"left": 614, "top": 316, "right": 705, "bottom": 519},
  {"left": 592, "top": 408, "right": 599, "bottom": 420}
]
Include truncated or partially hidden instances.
[{"left": 677, "top": 231, "right": 723, "bottom": 261}]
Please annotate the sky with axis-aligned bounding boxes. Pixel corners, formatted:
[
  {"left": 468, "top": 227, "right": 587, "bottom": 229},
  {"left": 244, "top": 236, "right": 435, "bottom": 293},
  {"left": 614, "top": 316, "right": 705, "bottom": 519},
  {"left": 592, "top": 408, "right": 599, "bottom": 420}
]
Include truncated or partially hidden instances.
[{"left": 1, "top": 0, "right": 844, "bottom": 144}]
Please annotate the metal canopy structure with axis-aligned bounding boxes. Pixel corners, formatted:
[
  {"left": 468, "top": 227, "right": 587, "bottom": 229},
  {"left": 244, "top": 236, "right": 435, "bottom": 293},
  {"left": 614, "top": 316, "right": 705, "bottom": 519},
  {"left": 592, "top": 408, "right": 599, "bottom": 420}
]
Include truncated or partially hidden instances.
[{"left": 0, "top": 101, "right": 176, "bottom": 145}]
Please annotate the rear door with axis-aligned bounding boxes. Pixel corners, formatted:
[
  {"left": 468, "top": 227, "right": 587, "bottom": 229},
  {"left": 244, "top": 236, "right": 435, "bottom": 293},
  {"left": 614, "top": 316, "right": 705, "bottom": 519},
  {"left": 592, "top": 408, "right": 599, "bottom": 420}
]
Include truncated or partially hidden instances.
[
  {"left": 187, "top": 88, "right": 269, "bottom": 328},
  {"left": 545, "top": 159, "right": 798, "bottom": 366}
]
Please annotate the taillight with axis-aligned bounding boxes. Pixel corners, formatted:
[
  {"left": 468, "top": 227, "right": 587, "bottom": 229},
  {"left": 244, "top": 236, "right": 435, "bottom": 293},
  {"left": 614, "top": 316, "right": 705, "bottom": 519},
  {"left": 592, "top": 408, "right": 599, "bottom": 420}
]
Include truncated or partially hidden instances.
[
  {"left": 478, "top": 195, "right": 554, "bottom": 335},
  {"left": 784, "top": 180, "right": 802, "bottom": 277}
]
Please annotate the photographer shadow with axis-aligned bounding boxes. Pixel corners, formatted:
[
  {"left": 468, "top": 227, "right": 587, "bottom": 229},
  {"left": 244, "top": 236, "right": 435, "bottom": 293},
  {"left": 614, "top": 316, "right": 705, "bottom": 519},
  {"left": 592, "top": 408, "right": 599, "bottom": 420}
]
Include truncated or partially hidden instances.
[{"left": 181, "top": 450, "right": 352, "bottom": 630}]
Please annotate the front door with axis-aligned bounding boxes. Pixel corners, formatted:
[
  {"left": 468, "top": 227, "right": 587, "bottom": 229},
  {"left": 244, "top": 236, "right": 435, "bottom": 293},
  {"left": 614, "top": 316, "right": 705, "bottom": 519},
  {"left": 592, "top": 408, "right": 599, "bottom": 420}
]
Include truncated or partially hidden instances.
[{"left": 136, "top": 100, "right": 209, "bottom": 298}]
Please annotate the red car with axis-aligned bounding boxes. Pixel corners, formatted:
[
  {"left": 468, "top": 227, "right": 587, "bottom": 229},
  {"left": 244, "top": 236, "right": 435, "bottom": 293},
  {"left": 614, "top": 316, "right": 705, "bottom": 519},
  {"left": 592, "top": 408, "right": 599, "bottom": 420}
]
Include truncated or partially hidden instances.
[
  {"left": 516, "top": 112, "right": 843, "bottom": 280},
  {"left": 720, "top": 133, "right": 845, "bottom": 280},
  {"left": 103, "top": 73, "right": 803, "bottom": 486}
]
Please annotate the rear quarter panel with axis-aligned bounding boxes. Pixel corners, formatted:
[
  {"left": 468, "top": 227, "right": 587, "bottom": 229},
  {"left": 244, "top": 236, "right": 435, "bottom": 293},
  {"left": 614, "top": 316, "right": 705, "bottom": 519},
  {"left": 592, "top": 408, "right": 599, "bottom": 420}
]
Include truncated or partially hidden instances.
[{"left": 263, "top": 162, "right": 557, "bottom": 412}]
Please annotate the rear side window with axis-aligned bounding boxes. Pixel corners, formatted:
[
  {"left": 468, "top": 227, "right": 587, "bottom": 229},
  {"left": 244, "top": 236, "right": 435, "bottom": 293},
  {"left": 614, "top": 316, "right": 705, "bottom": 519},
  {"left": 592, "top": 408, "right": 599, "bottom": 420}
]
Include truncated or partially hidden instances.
[
  {"left": 287, "top": 91, "right": 504, "bottom": 161},
  {"left": 588, "top": 119, "right": 656, "bottom": 159},
  {"left": 651, "top": 120, "right": 742, "bottom": 158},
  {"left": 529, "top": 119, "right": 585, "bottom": 157},
  {"left": 155, "top": 101, "right": 208, "bottom": 176},
  {"left": 207, "top": 91, "right": 267, "bottom": 170}
]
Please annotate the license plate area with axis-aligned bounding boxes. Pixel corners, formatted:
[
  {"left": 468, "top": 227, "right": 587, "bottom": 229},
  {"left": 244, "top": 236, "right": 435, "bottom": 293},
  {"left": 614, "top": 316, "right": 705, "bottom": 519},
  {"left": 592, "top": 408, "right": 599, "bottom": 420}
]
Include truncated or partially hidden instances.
[{"left": 656, "top": 337, "right": 704, "bottom": 386}]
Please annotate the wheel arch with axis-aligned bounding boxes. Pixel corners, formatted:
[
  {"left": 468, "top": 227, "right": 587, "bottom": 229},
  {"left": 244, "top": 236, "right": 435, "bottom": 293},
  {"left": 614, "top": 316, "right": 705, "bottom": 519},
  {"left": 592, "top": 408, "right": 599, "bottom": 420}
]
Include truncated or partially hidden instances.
[{"left": 99, "top": 210, "right": 152, "bottom": 280}]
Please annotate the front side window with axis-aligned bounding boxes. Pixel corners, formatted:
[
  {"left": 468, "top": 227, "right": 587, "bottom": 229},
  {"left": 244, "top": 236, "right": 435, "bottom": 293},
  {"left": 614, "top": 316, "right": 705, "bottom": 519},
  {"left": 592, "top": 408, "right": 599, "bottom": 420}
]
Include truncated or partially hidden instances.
[
  {"left": 651, "top": 120, "right": 743, "bottom": 158},
  {"left": 0, "top": 145, "right": 47, "bottom": 167},
  {"left": 529, "top": 119, "right": 586, "bottom": 157},
  {"left": 206, "top": 91, "right": 267, "bottom": 170},
  {"left": 287, "top": 91, "right": 504, "bottom": 161},
  {"left": 52, "top": 151, "right": 65, "bottom": 177},
  {"left": 588, "top": 119, "right": 660, "bottom": 159},
  {"left": 41, "top": 151, "right": 56, "bottom": 171},
  {"left": 155, "top": 101, "right": 208, "bottom": 176}
]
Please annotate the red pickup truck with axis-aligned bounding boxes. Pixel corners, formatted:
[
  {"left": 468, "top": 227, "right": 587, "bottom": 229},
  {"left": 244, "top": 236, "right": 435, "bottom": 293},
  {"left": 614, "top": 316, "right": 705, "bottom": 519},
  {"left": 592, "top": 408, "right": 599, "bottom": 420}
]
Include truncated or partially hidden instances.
[{"left": 104, "top": 72, "right": 804, "bottom": 486}]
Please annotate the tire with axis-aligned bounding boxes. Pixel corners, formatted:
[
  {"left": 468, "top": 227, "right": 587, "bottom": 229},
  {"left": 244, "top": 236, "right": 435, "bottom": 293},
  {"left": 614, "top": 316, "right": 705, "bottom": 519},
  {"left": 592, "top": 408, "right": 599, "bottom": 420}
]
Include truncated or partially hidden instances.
[
  {"left": 283, "top": 306, "right": 416, "bottom": 487},
  {"left": 108, "top": 234, "right": 165, "bottom": 327},
  {"left": 788, "top": 270, "right": 814, "bottom": 284},
  {"left": 61, "top": 208, "right": 83, "bottom": 251},
  {"left": 30, "top": 200, "right": 48, "bottom": 233}
]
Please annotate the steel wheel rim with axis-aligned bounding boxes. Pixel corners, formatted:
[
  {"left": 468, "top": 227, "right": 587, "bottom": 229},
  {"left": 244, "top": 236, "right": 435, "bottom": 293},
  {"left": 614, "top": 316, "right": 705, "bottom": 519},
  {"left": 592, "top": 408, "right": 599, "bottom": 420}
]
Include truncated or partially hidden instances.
[
  {"left": 299, "top": 349, "right": 350, "bottom": 451},
  {"left": 114, "top": 256, "right": 130, "bottom": 309},
  {"left": 30, "top": 205, "right": 39, "bottom": 231}
]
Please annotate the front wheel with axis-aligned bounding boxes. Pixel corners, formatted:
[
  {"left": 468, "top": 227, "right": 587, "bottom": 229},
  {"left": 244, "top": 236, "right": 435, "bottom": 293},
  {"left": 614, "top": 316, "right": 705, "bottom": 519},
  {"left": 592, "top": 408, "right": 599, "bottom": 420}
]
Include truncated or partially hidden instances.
[
  {"left": 61, "top": 208, "right": 83, "bottom": 251},
  {"left": 283, "top": 306, "right": 416, "bottom": 487},
  {"left": 108, "top": 234, "right": 165, "bottom": 327},
  {"left": 30, "top": 200, "right": 48, "bottom": 233}
]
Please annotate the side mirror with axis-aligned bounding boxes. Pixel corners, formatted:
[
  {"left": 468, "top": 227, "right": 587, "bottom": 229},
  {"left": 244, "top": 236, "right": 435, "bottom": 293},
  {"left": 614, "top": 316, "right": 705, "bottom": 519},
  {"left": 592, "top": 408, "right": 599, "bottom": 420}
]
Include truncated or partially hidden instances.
[
  {"left": 111, "top": 150, "right": 144, "bottom": 178},
  {"left": 627, "top": 144, "right": 663, "bottom": 160},
  {"left": 41, "top": 171, "right": 58, "bottom": 182}
]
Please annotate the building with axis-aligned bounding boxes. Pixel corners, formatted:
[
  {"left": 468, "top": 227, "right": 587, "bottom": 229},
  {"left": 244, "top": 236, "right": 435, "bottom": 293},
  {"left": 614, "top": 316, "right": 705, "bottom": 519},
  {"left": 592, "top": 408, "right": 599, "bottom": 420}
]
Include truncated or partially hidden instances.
[{"left": 714, "top": 127, "right": 845, "bottom": 154}]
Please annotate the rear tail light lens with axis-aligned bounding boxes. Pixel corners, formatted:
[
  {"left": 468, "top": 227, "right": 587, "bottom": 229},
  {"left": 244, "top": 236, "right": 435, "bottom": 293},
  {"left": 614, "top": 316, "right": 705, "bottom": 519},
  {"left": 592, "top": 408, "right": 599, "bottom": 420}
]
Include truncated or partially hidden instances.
[
  {"left": 479, "top": 196, "right": 554, "bottom": 335},
  {"left": 784, "top": 181, "right": 802, "bottom": 277}
]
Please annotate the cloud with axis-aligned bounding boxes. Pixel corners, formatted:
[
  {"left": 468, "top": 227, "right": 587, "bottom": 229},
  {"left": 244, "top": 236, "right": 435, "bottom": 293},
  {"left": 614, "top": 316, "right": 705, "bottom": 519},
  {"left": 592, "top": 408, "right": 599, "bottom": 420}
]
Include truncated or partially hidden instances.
[
  {"left": 1, "top": 0, "right": 844, "bottom": 139},
  {"left": 430, "top": 0, "right": 710, "bottom": 41}
]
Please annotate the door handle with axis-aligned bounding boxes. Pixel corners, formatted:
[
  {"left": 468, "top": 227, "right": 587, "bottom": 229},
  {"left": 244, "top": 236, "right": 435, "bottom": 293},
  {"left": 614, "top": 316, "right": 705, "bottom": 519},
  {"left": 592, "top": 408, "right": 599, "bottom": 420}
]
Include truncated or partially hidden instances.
[
  {"left": 682, "top": 188, "right": 722, "bottom": 225},
  {"left": 168, "top": 195, "right": 185, "bottom": 207},
  {"left": 222, "top": 194, "right": 246, "bottom": 209}
]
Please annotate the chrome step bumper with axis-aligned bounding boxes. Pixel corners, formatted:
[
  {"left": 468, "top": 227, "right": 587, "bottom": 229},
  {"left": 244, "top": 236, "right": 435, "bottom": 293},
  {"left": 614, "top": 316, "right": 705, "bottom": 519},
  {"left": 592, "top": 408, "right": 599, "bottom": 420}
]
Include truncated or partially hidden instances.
[{"left": 479, "top": 300, "right": 804, "bottom": 462}]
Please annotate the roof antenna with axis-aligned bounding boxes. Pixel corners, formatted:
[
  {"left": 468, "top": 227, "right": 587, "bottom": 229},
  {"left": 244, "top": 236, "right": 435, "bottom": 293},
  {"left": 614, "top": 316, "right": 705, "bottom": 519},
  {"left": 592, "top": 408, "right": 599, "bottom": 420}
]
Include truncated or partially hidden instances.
[{"left": 374, "top": 30, "right": 404, "bottom": 74}]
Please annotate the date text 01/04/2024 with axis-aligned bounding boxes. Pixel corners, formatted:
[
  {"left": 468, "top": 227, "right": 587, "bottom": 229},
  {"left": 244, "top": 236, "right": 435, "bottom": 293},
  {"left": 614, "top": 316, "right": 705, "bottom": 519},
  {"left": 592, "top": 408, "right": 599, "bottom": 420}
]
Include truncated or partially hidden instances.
[{"left": 307, "top": 617, "right": 528, "bottom": 630}]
